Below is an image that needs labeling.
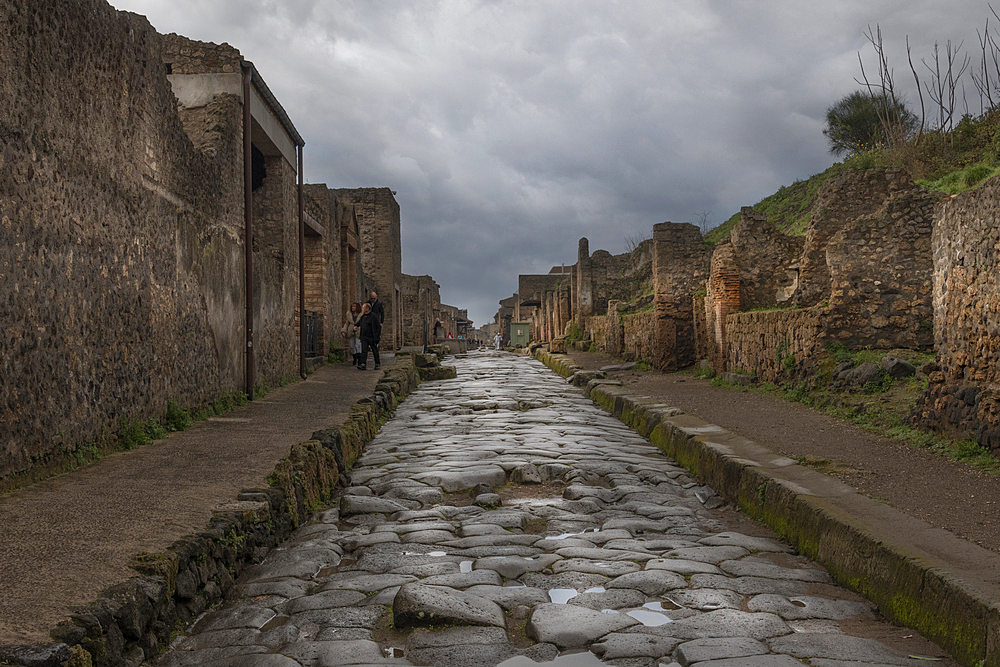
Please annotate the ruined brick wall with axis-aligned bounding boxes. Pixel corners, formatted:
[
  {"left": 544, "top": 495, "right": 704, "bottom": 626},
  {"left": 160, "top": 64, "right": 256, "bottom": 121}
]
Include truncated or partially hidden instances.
[
  {"left": 159, "top": 34, "right": 242, "bottom": 74},
  {"left": 729, "top": 208, "right": 804, "bottom": 309},
  {"left": 704, "top": 242, "right": 741, "bottom": 371},
  {"left": 302, "top": 185, "right": 345, "bottom": 355},
  {"left": 253, "top": 157, "right": 300, "bottom": 383},
  {"left": 622, "top": 310, "right": 657, "bottom": 362},
  {"left": 915, "top": 180, "right": 1000, "bottom": 451},
  {"left": 794, "top": 168, "right": 912, "bottom": 307},
  {"left": 823, "top": 183, "right": 937, "bottom": 350},
  {"left": 0, "top": 0, "right": 297, "bottom": 482},
  {"left": 586, "top": 242, "right": 653, "bottom": 317},
  {"left": 652, "top": 223, "right": 710, "bottom": 371},
  {"left": 332, "top": 188, "right": 402, "bottom": 349},
  {"left": 400, "top": 274, "right": 441, "bottom": 346},
  {"left": 725, "top": 309, "right": 826, "bottom": 383}
]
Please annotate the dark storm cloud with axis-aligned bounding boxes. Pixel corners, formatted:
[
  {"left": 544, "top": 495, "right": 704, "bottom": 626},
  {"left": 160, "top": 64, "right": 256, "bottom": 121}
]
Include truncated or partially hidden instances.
[{"left": 114, "top": 0, "right": 989, "bottom": 325}]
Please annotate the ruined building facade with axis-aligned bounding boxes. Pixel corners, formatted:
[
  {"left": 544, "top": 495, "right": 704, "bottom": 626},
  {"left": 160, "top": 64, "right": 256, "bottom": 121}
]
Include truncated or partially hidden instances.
[
  {"left": 511, "top": 165, "right": 1000, "bottom": 452},
  {"left": 0, "top": 0, "right": 456, "bottom": 487}
]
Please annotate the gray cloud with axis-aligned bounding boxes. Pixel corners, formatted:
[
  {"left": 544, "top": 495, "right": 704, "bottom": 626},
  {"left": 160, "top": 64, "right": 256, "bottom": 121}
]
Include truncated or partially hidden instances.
[{"left": 113, "top": 0, "right": 988, "bottom": 325}]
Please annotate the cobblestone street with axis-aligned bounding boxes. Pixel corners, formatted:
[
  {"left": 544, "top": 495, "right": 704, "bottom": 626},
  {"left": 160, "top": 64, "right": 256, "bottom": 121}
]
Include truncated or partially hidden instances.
[{"left": 157, "top": 352, "right": 954, "bottom": 667}]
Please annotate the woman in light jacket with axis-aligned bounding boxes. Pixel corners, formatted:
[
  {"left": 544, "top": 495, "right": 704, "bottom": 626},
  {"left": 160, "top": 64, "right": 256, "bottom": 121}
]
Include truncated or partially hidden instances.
[{"left": 343, "top": 301, "right": 363, "bottom": 365}]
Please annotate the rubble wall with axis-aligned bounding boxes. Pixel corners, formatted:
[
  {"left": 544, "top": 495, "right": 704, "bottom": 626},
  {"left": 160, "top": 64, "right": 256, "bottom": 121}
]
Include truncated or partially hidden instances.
[
  {"left": 652, "top": 223, "right": 710, "bottom": 371},
  {"left": 0, "top": 0, "right": 296, "bottom": 483},
  {"left": 823, "top": 184, "right": 937, "bottom": 350},
  {"left": 916, "top": 179, "right": 1000, "bottom": 451},
  {"left": 724, "top": 309, "right": 826, "bottom": 384}
]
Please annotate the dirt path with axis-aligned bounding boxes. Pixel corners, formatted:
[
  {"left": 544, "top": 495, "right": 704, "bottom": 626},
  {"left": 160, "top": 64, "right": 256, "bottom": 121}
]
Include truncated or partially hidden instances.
[{"left": 566, "top": 350, "right": 1000, "bottom": 554}]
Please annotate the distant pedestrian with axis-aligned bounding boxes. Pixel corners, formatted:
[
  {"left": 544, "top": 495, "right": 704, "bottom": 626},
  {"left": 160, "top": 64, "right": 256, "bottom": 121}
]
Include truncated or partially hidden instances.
[
  {"left": 494, "top": 331, "right": 502, "bottom": 350},
  {"left": 357, "top": 302, "right": 381, "bottom": 371},
  {"left": 433, "top": 319, "right": 443, "bottom": 344},
  {"left": 342, "top": 302, "right": 363, "bottom": 365},
  {"left": 367, "top": 291, "right": 385, "bottom": 325}
]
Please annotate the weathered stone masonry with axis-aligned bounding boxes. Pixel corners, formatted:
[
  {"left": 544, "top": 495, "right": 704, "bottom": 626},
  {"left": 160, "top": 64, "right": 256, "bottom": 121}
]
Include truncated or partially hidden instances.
[
  {"left": 915, "top": 179, "right": 1000, "bottom": 450},
  {"left": 0, "top": 1, "right": 284, "bottom": 482}
]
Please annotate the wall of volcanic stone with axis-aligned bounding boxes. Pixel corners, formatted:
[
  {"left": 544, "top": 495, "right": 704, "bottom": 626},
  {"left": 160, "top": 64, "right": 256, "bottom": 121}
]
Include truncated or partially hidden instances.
[
  {"left": 0, "top": 0, "right": 298, "bottom": 484},
  {"left": 915, "top": 179, "right": 1000, "bottom": 451}
]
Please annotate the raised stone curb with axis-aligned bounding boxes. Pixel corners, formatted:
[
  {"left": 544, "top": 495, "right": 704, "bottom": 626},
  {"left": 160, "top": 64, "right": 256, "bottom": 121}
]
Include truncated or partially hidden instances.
[
  {"left": 1, "top": 359, "right": 421, "bottom": 667},
  {"left": 532, "top": 349, "right": 1000, "bottom": 667}
]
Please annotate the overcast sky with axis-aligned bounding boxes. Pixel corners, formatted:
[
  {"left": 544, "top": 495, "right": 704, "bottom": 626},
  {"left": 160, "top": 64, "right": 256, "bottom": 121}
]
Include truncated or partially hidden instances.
[{"left": 111, "top": 0, "right": 989, "bottom": 327}]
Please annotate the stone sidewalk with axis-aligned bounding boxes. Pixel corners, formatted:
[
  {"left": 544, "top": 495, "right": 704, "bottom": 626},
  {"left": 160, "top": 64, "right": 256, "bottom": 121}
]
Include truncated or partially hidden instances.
[{"left": 0, "top": 356, "right": 403, "bottom": 645}]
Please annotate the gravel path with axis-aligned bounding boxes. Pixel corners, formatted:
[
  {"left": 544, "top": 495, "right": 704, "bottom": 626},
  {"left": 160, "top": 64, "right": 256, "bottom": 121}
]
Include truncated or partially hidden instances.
[{"left": 157, "top": 352, "right": 955, "bottom": 667}]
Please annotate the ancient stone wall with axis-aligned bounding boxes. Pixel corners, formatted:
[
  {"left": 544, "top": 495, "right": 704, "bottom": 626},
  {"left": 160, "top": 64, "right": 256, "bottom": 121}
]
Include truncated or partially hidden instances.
[
  {"left": 794, "top": 168, "right": 912, "bottom": 307},
  {"left": 724, "top": 309, "right": 826, "bottom": 383},
  {"left": 704, "top": 242, "right": 741, "bottom": 371},
  {"left": 0, "top": 0, "right": 298, "bottom": 483},
  {"left": 622, "top": 310, "right": 657, "bottom": 363},
  {"left": 400, "top": 274, "right": 440, "bottom": 346},
  {"left": 729, "top": 208, "right": 804, "bottom": 309},
  {"left": 652, "top": 223, "right": 710, "bottom": 371},
  {"left": 915, "top": 179, "right": 1000, "bottom": 451},
  {"left": 332, "top": 188, "right": 403, "bottom": 349},
  {"left": 823, "top": 183, "right": 937, "bottom": 350},
  {"left": 587, "top": 242, "right": 653, "bottom": 317}
]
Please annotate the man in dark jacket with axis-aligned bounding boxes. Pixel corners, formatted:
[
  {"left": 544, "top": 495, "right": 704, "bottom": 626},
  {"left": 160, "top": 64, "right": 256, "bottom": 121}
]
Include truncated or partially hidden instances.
[
  {"left": 357, "top": 302, "right": 381, "bottom": 371},
  {"left": 368, "top": 291, "right": 385, "bottom": 325}
]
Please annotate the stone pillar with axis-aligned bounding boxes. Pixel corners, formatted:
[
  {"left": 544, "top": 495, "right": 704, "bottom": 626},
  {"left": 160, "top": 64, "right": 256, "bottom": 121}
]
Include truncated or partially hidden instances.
[
  {"left": 544, "top": 290, "right": 554, "bottom": 341},
  {"left": 558, "top": 284, "right": 572, "bottom": 337},
  {"left": 652, "top": 222, "right": 710, "bottom": 371},
  {"left": 577, "top": 238, "right": 593, "bottom": 325},
  {"left": 705, "top": 243, "right": 741, "bottom": 372}
]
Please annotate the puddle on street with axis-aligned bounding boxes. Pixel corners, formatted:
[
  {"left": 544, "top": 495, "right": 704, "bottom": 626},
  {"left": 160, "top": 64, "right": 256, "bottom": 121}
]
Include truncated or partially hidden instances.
[
  {"left": 584, "top": 587, "right": 605, "bottom": 594},
  {"left": 541, "top": 527, "right": 601, "bottom": 541},
  {"left": 626, "top": 608, "right": 672, "bottom": 626},
  {"left": 460, "top": 560, "right": 474, "bottom": 573},
  {"left": 383, "top": 647, "right": 404, "bottom": 658},
  {"left": 643, "top": 600, "right": 680, "bottom": 611},
  {"left": 791, "top": 598, "right": 807, "bottom": 607},
  {"left": 315, "top": 566, "right": 338, "bottom": 578},
  {"left": 259, "top": 614, "right": 288, "bottom": 631},
  {"left": 548, "top": 588, "right": 578, "bottom": 604}
]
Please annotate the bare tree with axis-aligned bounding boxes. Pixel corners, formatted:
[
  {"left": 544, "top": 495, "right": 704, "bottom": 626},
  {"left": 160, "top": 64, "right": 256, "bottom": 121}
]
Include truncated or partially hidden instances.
[
  {"left": 624, "top": 232, "right": 652, "bottom": 254},
  {"left": 857, "top": 25, "right": 916, "bottom": 150},
  {"left": 922, "top": 39, "right": 971, "bottom": 135},
  {"left": 693, "top": 210, "right": 713, "bottom": 235}
]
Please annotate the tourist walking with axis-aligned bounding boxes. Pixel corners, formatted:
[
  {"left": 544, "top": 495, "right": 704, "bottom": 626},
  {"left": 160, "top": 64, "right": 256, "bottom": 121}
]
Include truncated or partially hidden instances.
[
  {"left": 357, "top": 302, "right": 381, "bottom": 371},
  {"left": 342, "top": 302, "right": 363, "bottom": 366},
  {"left": 493, "top": 331, "right": 503, "bottom": 350},
  {"left": 367, "top": 291, "right": 385, "bottom": 325}
]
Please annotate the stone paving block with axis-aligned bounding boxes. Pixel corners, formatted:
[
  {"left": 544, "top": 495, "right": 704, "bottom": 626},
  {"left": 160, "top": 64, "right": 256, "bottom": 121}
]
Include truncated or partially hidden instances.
[
  {"left": 393, "top": 583, "right": 505, "bottom": 628},
  {"left": 719, "top": 556, "right": 831, "bottom": 583},
  {"left": 592, "top": 631, "right": 680, "bottom": 659},
  {"left": 526, "top": 603, "right": 640, "bottom": 648},
  {"left": 768, "top": 633, "right": 940, "bottom": 666},
  {"left": 747, "top": 594, "right": 875, "bottom": 620},
  {"left": 280, "top": 639, "right": 384, "bottom": 666},
  {"left": 674, "top": 636, "right": 770, "bottom": 665}
]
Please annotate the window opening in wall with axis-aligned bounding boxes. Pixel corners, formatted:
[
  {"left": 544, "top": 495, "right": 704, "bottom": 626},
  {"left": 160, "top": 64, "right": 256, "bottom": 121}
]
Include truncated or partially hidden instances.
[{"left": 251, "top": 144, "right": 266, "bottom": 191}]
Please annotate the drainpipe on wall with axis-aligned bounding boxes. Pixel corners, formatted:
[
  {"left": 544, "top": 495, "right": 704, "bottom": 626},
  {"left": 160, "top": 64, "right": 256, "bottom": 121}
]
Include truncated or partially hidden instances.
[
  {"left": 241, "top": 61, "right": 255, "bottom": 401},
  {"left": 298, "top": 145, "right": 306, "bottom": 380}
]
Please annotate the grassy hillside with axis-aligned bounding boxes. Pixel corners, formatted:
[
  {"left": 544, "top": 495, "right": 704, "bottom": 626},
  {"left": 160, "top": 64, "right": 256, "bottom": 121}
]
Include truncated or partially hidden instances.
[{"left": 704, "top": 107, "right": 1000, "bottom": 246}]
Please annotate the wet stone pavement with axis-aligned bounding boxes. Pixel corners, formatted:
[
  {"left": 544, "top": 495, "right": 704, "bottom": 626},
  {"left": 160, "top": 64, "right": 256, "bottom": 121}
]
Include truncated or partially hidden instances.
[{"left": 157, "top": 352, "right": 952, "bottom": 667}]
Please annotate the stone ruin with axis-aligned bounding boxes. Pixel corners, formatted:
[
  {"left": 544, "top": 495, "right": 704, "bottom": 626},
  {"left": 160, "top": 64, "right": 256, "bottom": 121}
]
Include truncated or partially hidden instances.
[{"left": 512, "top": 165, "right": 1000, "bottom": 452}]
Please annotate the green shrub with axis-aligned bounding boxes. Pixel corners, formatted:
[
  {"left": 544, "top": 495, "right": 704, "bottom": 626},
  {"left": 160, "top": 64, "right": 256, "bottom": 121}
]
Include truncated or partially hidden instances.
[
  {"left": 165, "top": 400, "right": 193, "bottom": 432},
  {"left": 117, "top": 418, "right": 150, "bottom": 450}
]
